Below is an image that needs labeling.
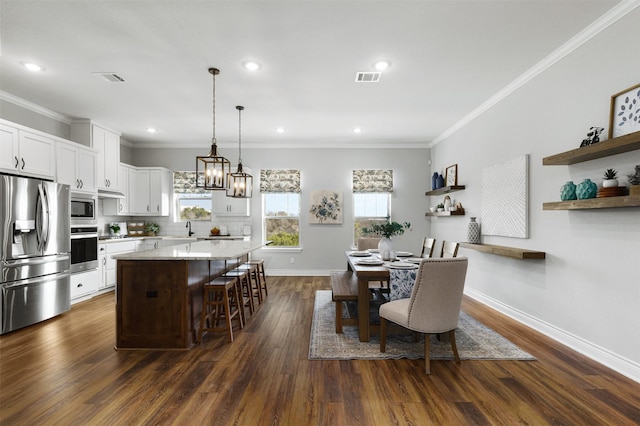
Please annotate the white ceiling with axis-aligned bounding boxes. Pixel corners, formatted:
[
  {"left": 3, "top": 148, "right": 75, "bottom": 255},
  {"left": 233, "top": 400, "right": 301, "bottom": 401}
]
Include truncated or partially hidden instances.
[{"left": 0, "top": 0, "right": 623, "bottom": 149}]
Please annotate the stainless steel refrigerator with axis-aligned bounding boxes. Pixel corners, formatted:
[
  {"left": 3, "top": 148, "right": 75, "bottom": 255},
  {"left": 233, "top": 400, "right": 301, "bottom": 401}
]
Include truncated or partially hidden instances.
[{"left": 1, "top": 173, "right": 71, "bottom": 334}]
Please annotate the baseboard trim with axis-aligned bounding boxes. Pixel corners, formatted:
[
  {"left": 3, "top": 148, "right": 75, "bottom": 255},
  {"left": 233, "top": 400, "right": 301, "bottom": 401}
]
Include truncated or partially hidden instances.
[{"left": 465, "top": 287, "right": 640, "bottom": 384}]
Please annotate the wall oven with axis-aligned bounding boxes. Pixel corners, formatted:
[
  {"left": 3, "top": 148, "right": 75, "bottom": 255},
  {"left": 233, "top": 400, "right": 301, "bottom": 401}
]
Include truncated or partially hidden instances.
[
  {"left": 70, "top": 226, "right": 98, "bottom": 273},
  {"left": 70, "top": 193, "right": 96, "bottom": 226}
]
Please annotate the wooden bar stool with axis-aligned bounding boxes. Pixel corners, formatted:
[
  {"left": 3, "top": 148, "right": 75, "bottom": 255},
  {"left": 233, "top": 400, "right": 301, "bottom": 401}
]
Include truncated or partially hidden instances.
[
  {"left": 224, "top": 269, "right": 255, "bottom": 317},
  {"left": 198, "top": 276, "right": 243, "bottom": 343},
  {"left": 246, "top": 259, "right": 267, "bottom": 299},
  {"left": 235, "top": 263, "right": 263, "bottom": 304}
]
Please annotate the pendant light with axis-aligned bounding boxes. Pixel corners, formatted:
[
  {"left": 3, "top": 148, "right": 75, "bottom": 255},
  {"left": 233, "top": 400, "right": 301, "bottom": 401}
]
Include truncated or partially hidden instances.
[
  {"left": 196, "top": 67, "right": 231, "bottom": 190},
  {"left": 227, "top": 105, "right": 253, "bottom": 198}
]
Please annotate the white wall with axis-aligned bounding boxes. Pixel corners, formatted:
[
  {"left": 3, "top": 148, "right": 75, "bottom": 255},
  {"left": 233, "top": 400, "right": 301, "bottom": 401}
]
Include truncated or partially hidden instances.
[
  {"left": 132, "top": 146, "right": 431, "bottom": 272},
  {"left": 429, "top": 9, "right": 640, "bottom": 380}
]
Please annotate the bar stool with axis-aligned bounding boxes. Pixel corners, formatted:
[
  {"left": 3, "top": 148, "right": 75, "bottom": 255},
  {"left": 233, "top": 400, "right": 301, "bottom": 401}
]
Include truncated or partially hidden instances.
[
  {"left": 246, "top": 259, "right": 267, "bottom": 300},
  {"left": 234, "top": 263, "right": 263, "bottom": 305},
  {"left": 198, "top": 276, "right": 243, "bottom": 343},
  {"left": 224, "top": 269, "right": 255, "bottom": 317}
]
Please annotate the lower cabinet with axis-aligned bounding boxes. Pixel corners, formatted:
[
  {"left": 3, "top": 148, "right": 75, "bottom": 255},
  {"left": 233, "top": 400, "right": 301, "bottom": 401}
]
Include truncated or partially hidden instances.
[
  {"left": 70, "top": 270, "right": 100, "bottom": 300},
  {"left": 99, "top": 240, "right": 140, "bottom": 290}
]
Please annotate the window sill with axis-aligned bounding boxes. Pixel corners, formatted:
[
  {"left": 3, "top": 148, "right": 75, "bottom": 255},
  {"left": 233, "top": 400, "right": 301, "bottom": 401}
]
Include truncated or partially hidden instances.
[{"left": 261, "top": 246, "right": 303, "bottom": 253}]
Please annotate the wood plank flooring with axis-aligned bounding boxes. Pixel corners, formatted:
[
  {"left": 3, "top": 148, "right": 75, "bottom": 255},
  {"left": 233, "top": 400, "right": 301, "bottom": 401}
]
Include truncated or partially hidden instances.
[{"left": 1, "top": 276, "right": 639, "bottom": 425}]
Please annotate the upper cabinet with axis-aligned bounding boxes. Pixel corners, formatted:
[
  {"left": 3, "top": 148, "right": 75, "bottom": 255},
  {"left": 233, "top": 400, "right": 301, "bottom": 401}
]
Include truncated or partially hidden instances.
[
  {"left": 107, "top": 166, "right": 172, "bottom": 216},
  {"left": 0, "top": 121, "right": 56, "bottom": 179},
  {"left": 211, "top": 190, "right": 251, "bottom": 216},
  {"left": 55, "top": 139, "right": 97, "bottom": 193},
  {"left": 70, "top": 120, "right": 120, "bottom": 192}
]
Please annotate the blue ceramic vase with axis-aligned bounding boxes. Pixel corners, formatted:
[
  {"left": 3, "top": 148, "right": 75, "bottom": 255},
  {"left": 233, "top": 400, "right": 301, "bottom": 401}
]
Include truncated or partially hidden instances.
[
  {"left": 560, "top": 181, "right": 577, "bottom": 201},
  {"left": 576, "top": 178, "right": 597, "bottom": 199},
  {"left": 432, "top": 172, "right": 438, "bottom": 190},
  {"left": 436, "top": 174, "right": 445, "bottom": 189}
]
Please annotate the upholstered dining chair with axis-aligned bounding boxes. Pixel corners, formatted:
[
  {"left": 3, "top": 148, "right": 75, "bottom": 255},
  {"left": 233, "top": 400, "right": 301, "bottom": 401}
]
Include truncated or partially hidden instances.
[
  {"left": 379, "top": 257, "right": 469, "bottom": 374},
  {"left": 440, "top": 240, "right": 459, "bottom": 258},
  {"left": 357, "top": 237, "right": 381, "bottom": 251},
  {"left": 420, "top": 237, "right": 436, "bottom": 258}
]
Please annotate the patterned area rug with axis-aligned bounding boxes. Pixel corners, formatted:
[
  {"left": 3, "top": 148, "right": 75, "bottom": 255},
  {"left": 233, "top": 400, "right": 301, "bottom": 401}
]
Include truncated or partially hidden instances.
[{"left": 309, "top": 290, "right": 536, "bottom": 361}]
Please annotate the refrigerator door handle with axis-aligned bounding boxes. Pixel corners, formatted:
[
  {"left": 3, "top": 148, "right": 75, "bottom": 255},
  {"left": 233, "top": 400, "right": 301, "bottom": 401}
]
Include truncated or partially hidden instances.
[
  {"left": 36, "top": 184, "right": 50, "bottom": 252},
  {"left": 1, "top": 270, "right": 69, "bottom": 290}
]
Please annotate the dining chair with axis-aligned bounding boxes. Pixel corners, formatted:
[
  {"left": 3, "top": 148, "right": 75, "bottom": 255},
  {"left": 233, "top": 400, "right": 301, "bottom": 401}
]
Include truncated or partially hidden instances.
[
  {"left": 420, "top": 237, "right": 436, "bottom": 258},
  {"left": 440, "top": 240, "right": 459, "bottom": 258},
  {"left": 357, "top": 237, "right": 381, "bottom": 251},
  {"left": 379, "top": 257, "right": 469, "bottom": 374}
]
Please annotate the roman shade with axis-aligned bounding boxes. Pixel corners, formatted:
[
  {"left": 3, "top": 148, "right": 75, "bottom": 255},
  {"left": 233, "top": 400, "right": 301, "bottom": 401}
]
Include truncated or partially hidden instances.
[
  {"left": 174, "top": 171, "right": 209, "bottom": 194},
  {"left": 260, "top": 169, "right": 301, "bottom": 193},
  {"left": 352, "top": 169, "right": 393, "bottom": 193}
]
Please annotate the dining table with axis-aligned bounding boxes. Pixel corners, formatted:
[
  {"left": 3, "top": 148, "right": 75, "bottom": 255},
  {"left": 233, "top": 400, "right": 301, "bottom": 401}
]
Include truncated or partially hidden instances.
[{"left": 344, "top": 250, "right": 418, "bottom": 342}]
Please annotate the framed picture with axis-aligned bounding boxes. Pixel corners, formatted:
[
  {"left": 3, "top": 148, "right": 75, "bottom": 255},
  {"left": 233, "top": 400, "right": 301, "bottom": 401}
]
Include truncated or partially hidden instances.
[
  {"left": 309, "top": 190, "right": 342, "bottom": 224},
  {"left": 609, "top": 83, "right": 640, "bottom": 139},
  {"left": 445, "top": 164, "right": 458, "bottom": 186}
]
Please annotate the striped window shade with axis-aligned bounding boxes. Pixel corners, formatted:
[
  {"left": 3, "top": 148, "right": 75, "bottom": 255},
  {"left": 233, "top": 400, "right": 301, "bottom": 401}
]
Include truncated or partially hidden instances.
[
  {"left": 260, "top": 169, "right": 301, "bottom": 193},
  {"left": 173, "top": 171, "right": 209, "bottom": 194},
  {"left": 352, "top": 169, "right": 393, "bottom": 193}
]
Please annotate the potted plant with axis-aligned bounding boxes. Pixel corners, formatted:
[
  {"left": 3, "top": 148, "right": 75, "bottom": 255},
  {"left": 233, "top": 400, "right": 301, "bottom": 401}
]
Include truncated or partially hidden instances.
[
  {"left": 145, "top": 223, "right": 160, "bottom": 236},
  {"left": 109, "top": 223, "right": 120, "bottom": 237},
  {"left": 362, "top": 216, "right": 411, "bottom": 260},
  {"left": 602, "top": 168, "right": 619, "bottom": 188},
  {"left": 627, "top": 165, "right": 640, "bottom": 196},
  {"left": 437, "top": 203, "right": 445, "bottom": 212}
]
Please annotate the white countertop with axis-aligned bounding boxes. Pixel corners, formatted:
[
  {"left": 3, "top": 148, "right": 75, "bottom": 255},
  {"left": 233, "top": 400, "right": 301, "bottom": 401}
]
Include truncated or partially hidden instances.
[
  {"left": 112, "top": 239, "right": 265, "bottom": 260},
  {"left": 99, "top": 235, "right": 249, "bottom": 244}
]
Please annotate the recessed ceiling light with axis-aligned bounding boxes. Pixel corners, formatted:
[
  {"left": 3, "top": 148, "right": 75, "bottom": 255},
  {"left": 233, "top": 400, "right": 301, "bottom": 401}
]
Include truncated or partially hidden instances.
[
  {"left": 146, "top": 127, "right": 157, "bottom": 133},
  {"left": 373, "top": 60, "right": 390, "bottom": 71},
  {"left": 243, "top": 61, "right": 262, "bottom": 71},
  {"left": 353, "top": 127, "right": 362, "bottom": 134},
  {"left": 276, "top": 127, "right": 285, "bottom": 134},
  {"left": 22, "top": 62, "right": 45, "bottom": 72}
]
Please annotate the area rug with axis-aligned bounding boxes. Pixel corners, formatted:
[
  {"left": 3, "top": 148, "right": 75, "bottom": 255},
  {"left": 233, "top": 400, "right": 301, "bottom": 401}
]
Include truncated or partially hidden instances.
[{"left": 309, "top": 290, "right": 536, "bottom": 361}]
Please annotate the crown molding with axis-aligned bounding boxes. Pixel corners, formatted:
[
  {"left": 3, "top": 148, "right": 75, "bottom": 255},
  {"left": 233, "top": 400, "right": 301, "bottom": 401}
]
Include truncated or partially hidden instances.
[
  {"left": 429, "top": 0, "right": 640, "bottom": 148},
  {"left": 0, "top": 90, "right": 72, "bottom": 124}
]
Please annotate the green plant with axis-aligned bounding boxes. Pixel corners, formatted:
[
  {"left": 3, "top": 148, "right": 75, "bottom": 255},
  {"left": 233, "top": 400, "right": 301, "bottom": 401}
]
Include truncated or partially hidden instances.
[
  {"left": 109, "top": 224, "right": 120, "bottom": 234},
  {"left": 603, "top": 168, "right": 618, "bottom": 180},
  {"left": 362, "top": 216, "right": 410, "bottom": 239},
  {"left": 627, "top": 165, "right": 640, "bottom": 185},
  {"left": 437, "top": 203, "right": 444, "bottom": 209},
  {"left": 145, "top": 223, "right": 160, "bottom": 234}
]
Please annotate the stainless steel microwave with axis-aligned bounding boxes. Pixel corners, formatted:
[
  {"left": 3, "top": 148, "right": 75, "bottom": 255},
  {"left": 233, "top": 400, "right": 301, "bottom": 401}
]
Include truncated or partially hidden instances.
[{"left": 70, "top": 193, "right": 97, "bottom": 225}]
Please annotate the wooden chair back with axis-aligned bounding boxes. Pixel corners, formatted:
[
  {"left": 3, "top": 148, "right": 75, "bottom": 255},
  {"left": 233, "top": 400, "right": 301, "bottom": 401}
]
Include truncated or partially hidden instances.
[
  {"left": 440, "top": 241, "right": 459, "bottom": 258},
  {"left": 420, "top": 237, "right": 436, "bottom": 258}
]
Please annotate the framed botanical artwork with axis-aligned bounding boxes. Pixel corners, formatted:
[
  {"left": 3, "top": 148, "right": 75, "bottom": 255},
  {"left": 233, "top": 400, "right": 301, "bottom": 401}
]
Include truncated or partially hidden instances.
[
  {"left": 445, "top": 164, "right": 458, "bottom": 186},
  {"left": 609, "top": 83, "right": 640, "bottom": 139},
  {"left": 309, "top": 190, "right": 342, "bottom": 224}
]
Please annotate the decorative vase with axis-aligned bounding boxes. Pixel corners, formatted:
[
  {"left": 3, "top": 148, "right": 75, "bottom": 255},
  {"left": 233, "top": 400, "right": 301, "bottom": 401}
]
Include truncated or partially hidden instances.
[
  {"left": 432, "top": 172, "right": 438, "bottom": 190},
  {"left": 443, "top": 196, "right": 452, "bottom": 211},
  {"left": 436, "top": 174, "right": 445, "bottom": 189},
  {"left": 560, "top": 181, "right": 577, "bottom": 201},
  {"left": 602, "top": 178, "right": 618, "bottom": 188},
  {"left": 378, "top": 237, "right": 393, "bottom": 261},
  {"left": 467, "top": 217, "right": 481, "bottom": 244},
  {"left": 576, "top": 178, "right": 597, "bottom": 199}
]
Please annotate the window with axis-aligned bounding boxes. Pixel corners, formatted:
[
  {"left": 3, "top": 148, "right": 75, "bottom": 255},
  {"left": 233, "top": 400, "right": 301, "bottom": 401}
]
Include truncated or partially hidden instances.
[
  {"left": 263, "top": 193, "right": 300, "bottom": 247},
  {"left": 352, "top": 169, "right": 393, "bottom": 245},
  {"left": 174, "top": 171, "right": 211, "bottom": 221},
  {"left": 260, "top": 169, "right": 301, "bottom": 247}
]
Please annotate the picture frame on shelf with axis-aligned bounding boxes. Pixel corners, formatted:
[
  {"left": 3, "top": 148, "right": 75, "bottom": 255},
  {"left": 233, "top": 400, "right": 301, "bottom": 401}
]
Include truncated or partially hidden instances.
[
  {"left": 609, "top": 83, "right": 640, "bottom": 139},
  {"left": 445, "top": 164, "right": 458, "bottom": 186}
]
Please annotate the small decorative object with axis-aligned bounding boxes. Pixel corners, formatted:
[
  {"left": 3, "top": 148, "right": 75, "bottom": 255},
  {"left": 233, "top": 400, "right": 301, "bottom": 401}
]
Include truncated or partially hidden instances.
[
  {"left": 445, "top": 164, "right": 458, "bottom": 186},
  {"left": 576, "top": 178, "right": 597, "bottom": 199},
  {"left": 436, "top": 203, "right": 444, "bottom": 212},
  {"left": 602, "top": 168, "right": 619, "bottom": 188},
  {"left": 579, "top": 127, "right": 605, "bottom": 147},
  {"left": 109, "top": 223, "right": 120, "bottom": 237},
  {"left": 627, "top": 165, "right": 640, "bottom": 196},
  {"left": 309, "top": 190, "right": 342, "bottom": 224},
  {"left": 560, "top": 181, "right": 577, "bottom": 201},
  {"left": 436, "top": 173, "right": 445, "bottom": 189},
  {"left": 609, "top": 83, "right": 640, "bottom": 139},
  {"left": 145, "top": 223, "right": 159, "bottom": 236},
  {"left": 467, "top": 217, "right": 481, "bottom": 244},
  {"left": 210, "top": 227, "right": 220, "bottom": 236},
  {"left": 362, "top": 216, "right": 411, "bottom": 260},
  {"left": 432, "top": 172, "right": 438, "bottom": 190},
  {"left": 443, "top": 195, "right": 452, "bottom": 211}
]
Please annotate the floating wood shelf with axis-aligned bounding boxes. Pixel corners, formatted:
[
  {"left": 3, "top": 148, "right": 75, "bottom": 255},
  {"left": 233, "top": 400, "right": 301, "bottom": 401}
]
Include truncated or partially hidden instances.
[
  {"left": 543, "top": 195, "right": 640, "bottom": 210},
  {"left": 425, "top": 185, "right": 466, "bottom": 196},
  {"left": 542, "top": 131, "right": 640, "bottom": 165},
  {"left": 459, "top": 243, "right": 545, "bottom": 260},
  {"left": 425, "top": 210, "right": 465, "bottom": 217}
]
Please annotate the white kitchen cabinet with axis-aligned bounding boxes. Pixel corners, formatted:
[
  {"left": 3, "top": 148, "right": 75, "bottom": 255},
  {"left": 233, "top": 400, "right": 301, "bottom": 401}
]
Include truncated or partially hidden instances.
[
  {"left": 104, "top": 240, "right": 138, "bottom": 289},
  {"left": 0, "top": 121, "right": 55, "bottom": 179},
  {"left": 134, "top": 169, "right": 151, "bottom": 214},
  {"left": 211, "top": 190, "right": 250, "bottom": 216},
  {"left": 138, "top": 238, "right": 161, "bottom": 251},
  {"left": 98, "top": 245, "right": 107, "bottom": 290},
  {"left": 131, "top": 167, "right": 172, "bottom": 216},
  {"left": 55, "top": 139, "right": 97, "bottom": 193},
  {"left": 103, "top": 164, "right": 134, "bottom": 215},
  {"left": 70, "top": 269, "right": 100, "bottom": 300},
  {"left": 70, "top": 120, "right": 120, "bottom": 191}
]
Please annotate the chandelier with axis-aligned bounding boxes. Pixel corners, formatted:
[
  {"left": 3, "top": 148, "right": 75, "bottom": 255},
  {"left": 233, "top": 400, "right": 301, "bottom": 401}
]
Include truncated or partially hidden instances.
[
  {"left": 196, "top": 67, "right": 231, "bottom": 190},
  {"left": 227, "top": 105, "right": 253, "bottom": 198}
]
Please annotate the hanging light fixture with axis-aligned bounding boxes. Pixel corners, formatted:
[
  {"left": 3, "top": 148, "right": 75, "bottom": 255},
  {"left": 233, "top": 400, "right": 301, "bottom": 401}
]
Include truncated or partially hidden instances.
[
  {"left": 227, "top": 105, "right": 253, "bottom": 198},
  {"left": 196, "top": 67, "right": 231, "bottom": 190}
]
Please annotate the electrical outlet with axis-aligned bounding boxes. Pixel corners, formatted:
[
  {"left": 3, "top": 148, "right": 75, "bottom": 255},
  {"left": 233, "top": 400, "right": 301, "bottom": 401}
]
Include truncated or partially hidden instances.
[{"left": 290, "top": 257, "right": 295, "bottom": 264}]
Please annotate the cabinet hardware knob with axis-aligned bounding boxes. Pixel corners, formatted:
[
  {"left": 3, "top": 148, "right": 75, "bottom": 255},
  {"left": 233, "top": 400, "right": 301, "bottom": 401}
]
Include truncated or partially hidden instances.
[
  {"left": 14, "top": 156, "right": 19, "bottom": 167},
  {"left": 21, "top": 158, "right": 25, "bottom": 169},
  {"left": 77, "top": 283, "right": 83, "bottom": 287}
]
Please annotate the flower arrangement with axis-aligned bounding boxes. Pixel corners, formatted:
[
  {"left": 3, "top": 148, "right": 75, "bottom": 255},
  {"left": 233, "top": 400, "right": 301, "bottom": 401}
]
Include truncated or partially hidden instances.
[
  {"left": 362, "top": 216, "right": 411, "bottom": 239},
  {"left": 145, "top": 223, "right": 160, "bottom": 235},
  {"left": 627, "top": 165, "right": 640, "bottom": 185},
  {"left": 109, "top": 223, "right": 120, "bottom": 235}
]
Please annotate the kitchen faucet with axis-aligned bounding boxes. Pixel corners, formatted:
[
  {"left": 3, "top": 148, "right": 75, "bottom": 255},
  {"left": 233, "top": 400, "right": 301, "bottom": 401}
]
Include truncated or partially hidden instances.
[{"left": 186, "top": 221, "right": 194, "bottom": 237}]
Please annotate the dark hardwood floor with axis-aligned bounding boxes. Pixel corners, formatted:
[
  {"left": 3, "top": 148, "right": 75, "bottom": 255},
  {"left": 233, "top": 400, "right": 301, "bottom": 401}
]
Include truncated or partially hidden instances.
[{"left": 1, "top": 276, "right": 639, "bottom": 425}]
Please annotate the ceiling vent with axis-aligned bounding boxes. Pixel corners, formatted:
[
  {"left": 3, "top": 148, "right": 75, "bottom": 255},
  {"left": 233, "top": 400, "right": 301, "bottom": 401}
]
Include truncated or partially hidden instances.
[
  {"left": 355, "top": 72, "right": 381, "bottom": 83},
  {"left": 93, "top": 72, "right": 125, "bottom": 82}
]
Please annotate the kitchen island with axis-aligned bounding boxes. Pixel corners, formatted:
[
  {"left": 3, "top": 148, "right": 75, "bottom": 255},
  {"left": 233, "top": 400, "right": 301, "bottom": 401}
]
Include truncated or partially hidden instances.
[{"left": 112, "top": 239, "right": 265, "bottom": 350}]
